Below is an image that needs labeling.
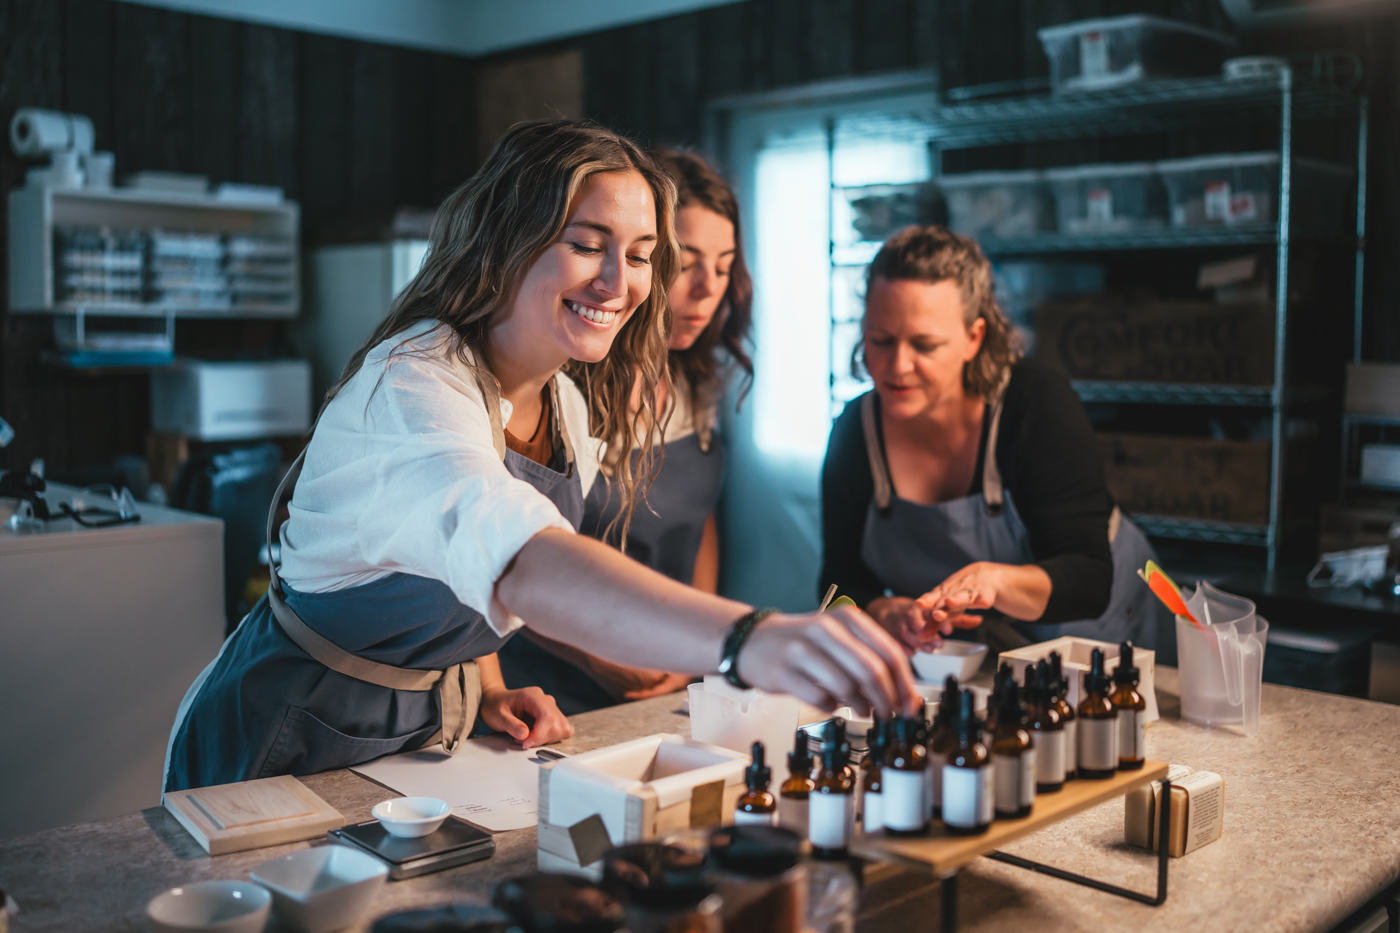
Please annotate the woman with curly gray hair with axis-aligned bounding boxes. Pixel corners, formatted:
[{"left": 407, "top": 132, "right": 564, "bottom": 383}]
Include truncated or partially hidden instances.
[{"left": 819, "top": 225, "right": 1169, "bottom": 659}]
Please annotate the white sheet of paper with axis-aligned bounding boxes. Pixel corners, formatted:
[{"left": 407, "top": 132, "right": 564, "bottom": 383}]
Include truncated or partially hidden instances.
[{"left": 351, "top": 734, "right": 564, "bottom": 832}]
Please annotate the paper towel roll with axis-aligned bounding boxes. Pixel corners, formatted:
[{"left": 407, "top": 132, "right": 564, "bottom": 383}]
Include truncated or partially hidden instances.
[{"left": 10, "top": 108, "right": 95, "bottom": 156}]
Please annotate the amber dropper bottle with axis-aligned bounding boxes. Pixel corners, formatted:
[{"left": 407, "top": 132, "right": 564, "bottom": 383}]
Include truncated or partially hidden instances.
[
  {"left": 942, "top": 689, "right": 993, "bottom": 835},
  {"left": 991, "top": 669, "right": 1035, "bottom": 819},
  {"left": 1076, "top": 648, "right": 1118, "bottom": 780},
  {"left": 861, "top": 718, "right": 890, "bottom": 833},
  {"left": 928, "top": 676, "right": 959, "bottom": 820},
  {"left": 882, "top": 716, "right": 929, "bottom": 836},
  {"left": 777, "top": 730, "right": 815, "bottom": 838},
  {"left": 809, "top": 718, "right": 855, "bottom": 859},
  {"left": 1111, "top": 641, "right": 1147, "bottom": 771},
  {"left": 1027, "top": 660, "right": 1066, "bottom": 793},
  {"left": 735, "top": 740, "right": 778, "bottom": 826},
  {"left": 1048, "top": 651, "right": 1077, "bottom": 779}
]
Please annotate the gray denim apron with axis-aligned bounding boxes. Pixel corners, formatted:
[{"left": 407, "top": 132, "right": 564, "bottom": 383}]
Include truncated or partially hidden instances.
[
  {"left": 164, "top": 372, "right": 583, "bottom": 792},
  {"left": 857, "top": 389, "right": 1170, "bottom": 653}
]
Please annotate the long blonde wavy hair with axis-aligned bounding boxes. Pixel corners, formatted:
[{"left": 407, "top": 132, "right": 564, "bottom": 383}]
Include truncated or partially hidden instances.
[{"left": 327, "top": 119, "right": 680, "bottom": 537}]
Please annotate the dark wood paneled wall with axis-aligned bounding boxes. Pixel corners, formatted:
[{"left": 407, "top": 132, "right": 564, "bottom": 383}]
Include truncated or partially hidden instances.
[{"left": 0, "top": 0, "right": 475, "bottom": 473}]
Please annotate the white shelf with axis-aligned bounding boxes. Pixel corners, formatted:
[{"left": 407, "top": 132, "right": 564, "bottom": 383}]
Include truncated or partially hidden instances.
[{"left": 8, "top": 184, "right": 300, "bottom": 318}]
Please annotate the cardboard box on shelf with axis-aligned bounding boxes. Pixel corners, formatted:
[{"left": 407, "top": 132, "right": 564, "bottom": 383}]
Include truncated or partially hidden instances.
[
  {"left": 1036, "top": 296, "right": 1274, "bottom": 385},
  {"left": 1319, "top": 500, "right": 1400, "bottom": 553},
  {"left": 1097, "top": 432, "right": 1271, "bottom": 525},
  {"left": 1345, "top": 362, "right": 1400, "bottom": 418},
  {"left": 536, "top": 734, "right": 748, "bottom": 877}
]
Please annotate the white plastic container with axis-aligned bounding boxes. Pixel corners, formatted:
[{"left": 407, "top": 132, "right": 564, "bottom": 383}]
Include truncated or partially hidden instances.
[
  {"left": 688, "top": 676, "right": 803, "bottom": 784},
  {"left": 937, "top": 170, "right": 1054, "bottom": 240},
  {"left": 1045, "top": 162, "right": 1167, "bottom": 233},
  {"left": 1175, "top": 582, "right": 1269, "bottom": 736},
  {"left": 1037, "top": 15, "right": 1236, "bottom": 93},
  {"left": 1157, "top": 152, "right": 1354, "bottom": 231},
  {"left": 151, "top": 358, "right": 312, "bottom": 441},
  {"left": 1360, "top": 444, "right": 1400, "bottom": 489}
]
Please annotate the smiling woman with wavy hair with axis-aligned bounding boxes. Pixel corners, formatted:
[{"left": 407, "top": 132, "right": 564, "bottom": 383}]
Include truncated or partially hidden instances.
[{"left": 164, "top": 119, "right": 919, "bottom": 792}]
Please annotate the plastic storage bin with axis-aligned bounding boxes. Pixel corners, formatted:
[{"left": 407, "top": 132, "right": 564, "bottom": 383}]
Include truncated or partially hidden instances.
[
  {"left": 843, "top": 183, "right": 942, "bottom": 243},
  {"left": 1038, "top": 15, "right": 1235, "bottom": 93},
  {"left": 1045, "top": 162, "right": 1167, "bottom": 233},
  {"left": 936, "top": 170, "right": 1054, "bottom": 240},
  {"left": 1157, "top": 152, "right": 1354, "bottom": 232}
]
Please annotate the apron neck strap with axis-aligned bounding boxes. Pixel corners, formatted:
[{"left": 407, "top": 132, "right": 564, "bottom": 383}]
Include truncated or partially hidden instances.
[
  {"left": 981, "top": 368, "right": 1013, "bottom": 516},
  {"left": 861, "top": 393, "right": 894, "bottom": 513},
  {"left": 468, "top": 356, "right": 508, "bottom": 462},
  {"left": 548, "top": 376, "right": 576, "bottom": 476},
  {"left": 266, "top": 448, "right": 306, "bottom": 597}
]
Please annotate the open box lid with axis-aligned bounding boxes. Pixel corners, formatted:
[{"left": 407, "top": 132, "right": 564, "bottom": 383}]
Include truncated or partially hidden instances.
[{"left": 547, "top": 734, "right": 747, "bottom": 844}]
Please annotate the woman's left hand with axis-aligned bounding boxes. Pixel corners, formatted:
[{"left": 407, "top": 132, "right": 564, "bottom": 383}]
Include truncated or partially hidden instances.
[
  {"left": 480, "top": 686, "right": 574, "bottom": 749},
  {"left": 915, "top": 562, "right": 1006, "bottom": 631}
]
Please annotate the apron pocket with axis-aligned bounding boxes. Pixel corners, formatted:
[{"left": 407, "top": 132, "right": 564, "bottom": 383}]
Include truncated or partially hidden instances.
[{"left": 258, "top": 706, "right": 439, "bottom": 779}]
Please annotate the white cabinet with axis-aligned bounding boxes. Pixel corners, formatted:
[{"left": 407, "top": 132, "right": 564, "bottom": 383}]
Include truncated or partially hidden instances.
[{"left": 0, "top": 485, "right": 224, "bottom": 839}]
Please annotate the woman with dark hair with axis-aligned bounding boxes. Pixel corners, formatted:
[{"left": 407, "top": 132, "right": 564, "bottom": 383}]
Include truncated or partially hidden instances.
[
  {"left": 498, "top": 148, "right": 756, "bottom": 713},
  {"left": 164, "top": 120, "right": 916, "bottom": 791},
  {"left": 820, "top": 225, "right": 1170, "bottom": 657}
]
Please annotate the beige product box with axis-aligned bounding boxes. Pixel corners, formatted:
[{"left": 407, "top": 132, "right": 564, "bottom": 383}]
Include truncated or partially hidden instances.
[
  {"left": 537, "top": 734, "right": 748, "bottom": 877},
  {"left": 1001, "top": 636, "right": 1158, "bottom": 722},
  {"left": 1124, "top": 767, "right": 1225, "bottom": 857},
  {"left": 1346, "top": 362, "right": 1400, "bottom": 418}
]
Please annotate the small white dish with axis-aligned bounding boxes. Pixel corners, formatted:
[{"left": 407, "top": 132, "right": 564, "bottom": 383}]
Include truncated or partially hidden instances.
[
  {"left": 250, "top": 845, "right": 388, "bottom": 933},
  {"left": 911, "top": 641, "right": 988, "bottom": 684},
  {"left": 370, "top": 796, "right": 451, "bottom": 838},
  {"left": 147, "top": 880, "right": 270, "bottom": 933}
]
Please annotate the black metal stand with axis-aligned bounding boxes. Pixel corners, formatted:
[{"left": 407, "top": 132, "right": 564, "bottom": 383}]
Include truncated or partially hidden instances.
[{"left": 939, "top": 778, "right": 1172, "bottom": 932}]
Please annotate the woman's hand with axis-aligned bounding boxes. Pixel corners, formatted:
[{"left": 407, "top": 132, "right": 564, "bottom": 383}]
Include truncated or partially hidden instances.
[
  {"left": 479, "top": 685, "right": 574, "bottom": 749},
  {"left": 737, "top": 606, "right": 920, "bottom": 718},
  {"left": 866, "top": 595, "right": 976, "bottom": 652},
  {"left": 914, "top": 561, "right": 1053, "bottom": 628}
]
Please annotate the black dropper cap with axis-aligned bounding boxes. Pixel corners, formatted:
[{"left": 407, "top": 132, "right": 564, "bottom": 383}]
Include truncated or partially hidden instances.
[
  {"left": 894, "top": 715, "right": 920, "bottom": 747},
  {"left": 708, "top": 825, "right": 802, "bottom": 878},
  {"left": 746, "top": 741, "right": 771, "bottom": 791},
  {"left": 955, "top": 687, "right": 981, "bottom": 742},
  {"left": 1033, "top": 659, "right": 1053, "bottom": 706},
  {"left": 1087, "top": 647, "right": 1110, "bottom": 694},
  {"left": 822, "top": 717, "right": 850, "bottom": 771},
  {"left": 373, "top": 905, "right": 513, "bottom": 933},
  {"left": 1048, "top": 651, "right": 1066, "bottom": 697},
  {"left": 1113, "top": 641, "right": 1139, "bottom": 687},
  {"left": 867, "top": 715, "right": 889, "bottom": 763},
  {"left": 492, "top": 873, "right": 625, "bottom": 933},
  {"left": 997, "top": 668, "right": 1028, "bottom": 728},
  {"left": 787, "top": 730, "right": 812, "bottom": 777},
  {"left": 600, "top": 843, "right": 716, "bottom": 911},
  {"left": 939, "top": 675, "right": 961, "bottom": 726}
]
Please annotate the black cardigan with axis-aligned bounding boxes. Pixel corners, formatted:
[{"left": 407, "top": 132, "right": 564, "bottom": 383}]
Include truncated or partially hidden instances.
[{"left": 819, "top": 360, "right": 1114, "bottom": 624}]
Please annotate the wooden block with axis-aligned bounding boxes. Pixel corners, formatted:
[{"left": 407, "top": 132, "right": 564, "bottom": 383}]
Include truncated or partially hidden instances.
[
  {"left": 850, "top": 761, "right": 1168, "bottom": 875},
  {"left": 163, "top": 775, "right": 345, "bottom": 856}
]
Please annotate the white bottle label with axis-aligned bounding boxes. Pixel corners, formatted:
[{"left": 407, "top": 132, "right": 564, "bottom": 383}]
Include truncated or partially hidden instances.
[
  {"left": 1033, "top": 730, "right": 1066, "bottom": 785},
  {"left": 733, "top": 809, "right": 777, "bottom": 827},
  {"left": 942, "top": 764, "right": 993, "bottom": 829},
  {"left": 926, "top": 756, "right": 940, "bottom": 813},
  {"left": 1117, "top": 708, "right": 1147, "bottom": 761},
  {"left": 1079, "top": 30, "right": 1108, "bottom": 78},
  {"left": 993, "top": 754, "right": 1020, "bottom": 814},
  {"left": 1205, "top": 181, "right": 1232, "bottom": 221},
  {"left": 1063, "top": 719, "right": 1077, "bottom": 772},
  {"left": 777, "top": 796, "right": 808, "bottom": 838},
  {"left": 808, "top": 792, "right": 852, "bottom": 849},
  {"left": 1078, "top": 717, "right": 1117, "bottom": 771},
  {"left": 1087, "top": 187, "right": 1113, "bottom": 222},
  {"left": 881, "top": 770, "right": 925, "bottom": 831},
  {"left": 862, "top": 789, "right": 882, "bottom": 832},
  {"left": 1019, "top": 747, "right": 1036, "bottom": 806}
]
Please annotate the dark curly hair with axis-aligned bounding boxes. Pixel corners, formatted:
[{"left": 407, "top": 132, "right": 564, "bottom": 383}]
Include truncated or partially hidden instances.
[
  {"left": 648, "top": 148, "right": 754, "bottom": 420},
  {"left": 855, "top": 225, "right": 1022, "bottom": 400}
]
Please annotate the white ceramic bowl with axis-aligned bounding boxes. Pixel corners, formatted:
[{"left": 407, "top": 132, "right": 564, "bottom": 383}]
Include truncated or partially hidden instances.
[
  {"left": 147, "top": 880, "right": 270, "bottom": 933},
  {"left": 911, "top": 641, "right": 988, "bottom": 685},
  {"left": 370, "top": 796, "right": 451, "bottom": 838},
  {"left": 250, "top": 846, "right": 388, "bottom": 933}
]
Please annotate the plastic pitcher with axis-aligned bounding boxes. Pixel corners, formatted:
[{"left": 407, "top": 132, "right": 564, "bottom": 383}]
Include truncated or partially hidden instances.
[
  {"left": 1175, "top": 581, "right": 1269, "bottom": 736},
  {"left": 688, "top": 676, "right": 802, "bottom": 783}
]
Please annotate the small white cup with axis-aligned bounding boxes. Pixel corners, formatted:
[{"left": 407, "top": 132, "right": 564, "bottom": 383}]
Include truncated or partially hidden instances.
[
  {"left": 147, "top": 880, "right": 270, "bottom": 933},
  {"left": 911, "top": 641, "right": 988, "bottom": 684},
  {"left": 370, "top": 796, "right": 452, "bottom": 838}
]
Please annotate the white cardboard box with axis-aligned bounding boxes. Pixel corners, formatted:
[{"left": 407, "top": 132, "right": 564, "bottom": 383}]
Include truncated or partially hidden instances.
[
  {"left": 1000, "top": 636, "right": 1158, "bottom": 722},
  {"left": 537, "top": 734, "right": 748, "bottom": 877},
  {"left": 151, "top": 358, "right": 311, "bottom": 441}
]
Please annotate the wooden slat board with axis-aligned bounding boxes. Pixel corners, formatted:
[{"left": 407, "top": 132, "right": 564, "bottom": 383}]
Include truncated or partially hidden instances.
[
  {"left": 850, "top": 760, "right": 1168, "bottom": 875},
  {"left": 163, "top": 775, "right": 345, "bottom": 856}
]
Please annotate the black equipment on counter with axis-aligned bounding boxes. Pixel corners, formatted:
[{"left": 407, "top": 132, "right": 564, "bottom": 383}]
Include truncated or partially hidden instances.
[{"left": 328, "top": 817, "right": 494, "bottom": 880}]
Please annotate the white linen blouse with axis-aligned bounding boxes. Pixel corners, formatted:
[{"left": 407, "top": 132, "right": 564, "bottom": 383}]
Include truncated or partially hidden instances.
[{"left": 278, "top": 320, "right": 602, "bottom": 637}]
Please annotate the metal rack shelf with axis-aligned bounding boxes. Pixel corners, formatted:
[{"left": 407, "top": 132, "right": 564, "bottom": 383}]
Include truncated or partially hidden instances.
[
  {"left": 927, "top": 76, "right": 1361, "bottom": 149},
  {"left": 1342, "top": 412, "right": 1400, "bottom": 428},
  {"left": 1132, "top": 514, "right": 1270, "bottom": 547},
  {"left": 978, "top": 227, "right": 1280, "bottom": 255},
  {"left": 1072, "top": 382, "right": 1328, "bottom": 406}
]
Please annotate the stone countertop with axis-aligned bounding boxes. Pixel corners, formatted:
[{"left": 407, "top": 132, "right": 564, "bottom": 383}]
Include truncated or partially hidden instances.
[{"left": 2, "top": 671, "right": 1399, "bottom": 932}]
